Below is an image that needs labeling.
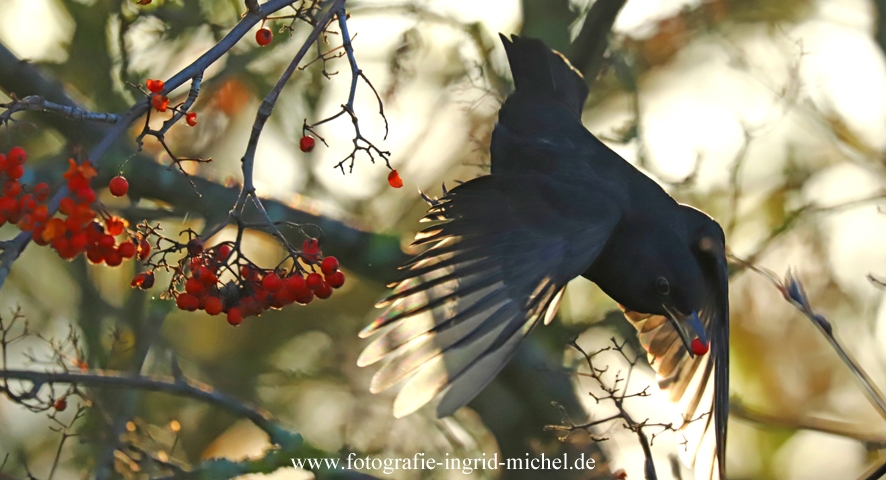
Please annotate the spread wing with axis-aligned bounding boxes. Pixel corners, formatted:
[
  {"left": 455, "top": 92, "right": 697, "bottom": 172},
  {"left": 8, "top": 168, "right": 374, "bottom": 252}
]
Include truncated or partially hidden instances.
[
  {"left": 359, "top": 174, "right": 621, "bottom": 418},
  {"left": 622, "top": 230, "right": 729, "bottom": 480}
]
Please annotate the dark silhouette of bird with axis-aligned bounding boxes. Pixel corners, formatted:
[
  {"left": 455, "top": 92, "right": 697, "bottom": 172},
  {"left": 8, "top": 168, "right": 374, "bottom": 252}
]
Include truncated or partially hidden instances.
[{"left": 358, "top": 34, "right": 729, "bottom": 480}]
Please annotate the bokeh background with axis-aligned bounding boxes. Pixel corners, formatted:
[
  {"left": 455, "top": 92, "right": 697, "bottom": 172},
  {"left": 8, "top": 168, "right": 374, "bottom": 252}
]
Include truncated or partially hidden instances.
[{"left": 1, "top": 0, "right": 886, "bottom": 479}]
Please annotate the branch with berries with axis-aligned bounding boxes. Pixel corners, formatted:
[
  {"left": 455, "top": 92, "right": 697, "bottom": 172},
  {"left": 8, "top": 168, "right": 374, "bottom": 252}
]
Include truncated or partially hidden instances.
[{"left": 0, "top": 0, "right": 395, "bottom": 326}]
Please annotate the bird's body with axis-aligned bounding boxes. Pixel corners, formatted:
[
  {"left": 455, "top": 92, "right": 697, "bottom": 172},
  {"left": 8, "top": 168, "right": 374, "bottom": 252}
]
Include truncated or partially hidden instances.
[{"left": 359, "top": 34, "right": 729, "bottom": 480}]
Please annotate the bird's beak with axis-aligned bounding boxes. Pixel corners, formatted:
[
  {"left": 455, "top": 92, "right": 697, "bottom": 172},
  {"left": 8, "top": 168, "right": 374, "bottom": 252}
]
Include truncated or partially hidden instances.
[{"left": 662, "top": 305, "right": 708, "bottom": 357}]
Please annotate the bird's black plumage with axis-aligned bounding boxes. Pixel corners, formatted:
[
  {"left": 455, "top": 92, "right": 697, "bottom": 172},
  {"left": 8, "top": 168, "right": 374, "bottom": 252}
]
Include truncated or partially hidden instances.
[{"left": 359, "top": 34, "right": 729, "bottom": 480}]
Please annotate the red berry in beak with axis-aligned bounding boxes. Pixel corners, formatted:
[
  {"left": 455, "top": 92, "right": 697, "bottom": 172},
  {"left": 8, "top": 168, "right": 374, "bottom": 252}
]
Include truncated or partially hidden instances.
[{"left": 691, "top": 338, "right": 709, "bottom": 356}]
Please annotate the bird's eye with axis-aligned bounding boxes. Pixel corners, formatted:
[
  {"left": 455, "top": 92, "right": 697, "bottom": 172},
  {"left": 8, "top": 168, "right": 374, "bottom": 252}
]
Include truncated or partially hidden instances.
[{"left": 655, "top": 277, "right": 670, "bottom": 295}]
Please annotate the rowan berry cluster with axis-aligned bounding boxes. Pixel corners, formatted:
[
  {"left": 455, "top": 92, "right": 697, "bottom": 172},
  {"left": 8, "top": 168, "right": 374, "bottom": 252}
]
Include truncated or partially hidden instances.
[
  {"left": 0, "top": 147, "right": 141, "bottom": 266},
  {"left": 132, "top": 229, "right": 345, "bottom": 326},
  {"left": 0, "top": 147, "right": 48, "bottom": 228}
]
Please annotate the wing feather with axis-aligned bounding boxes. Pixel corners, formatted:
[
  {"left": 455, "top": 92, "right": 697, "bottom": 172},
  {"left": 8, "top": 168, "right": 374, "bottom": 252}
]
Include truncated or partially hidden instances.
[{"left": 362, "top": 174, "right": 620, "bottom": 417}]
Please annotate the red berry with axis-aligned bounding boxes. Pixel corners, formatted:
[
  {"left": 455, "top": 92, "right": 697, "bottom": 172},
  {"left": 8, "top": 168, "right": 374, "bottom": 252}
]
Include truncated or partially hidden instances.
[
  {"left": 325, "top": 271, "right": 345, "bottom": 289},
  {"left": 388, "top": 169, "right": 403, "bottom": 188},
  {"left": 3, "top": 180, "right": 20, "bottom": 197},
  {"left": 227, "top": 307, "right": 243, "bottom": 325},
  {"left": 315, "top": 281, "right": 333, "bottom": 299},
  {"left": 106, "top": 218, "right": 125, "bottom": 236},
  {"left": 186, "top": 112, "right": 197, "bottom": 127},
  {"left": 215, "top": 244, "right": 232, "bottom": 261},
  {"left": 295, "top": 289, "right": 314, "bottom": 305},
  {"left": 138, "top": 238, "right": 151, "bottom": 260},
  {"left": 262, "top": 273, "right": 283, "bottom": 291},
  {"left": 302, "top": 238, "right": 320, "bottom": 255},
  {"left": 141, "top": 271, "right": 155, "bottom": 289},
  {"left": 118, "top": 241, "right": 136, "bottom": 259},
  {"left": 7, "top": 164, "right": 24, "bottom": 180},
  {"left": 274, "top": 288, "right": 295, "bottom": 307},
  {"left": 299, "top": 135, "right": 315, "bottom": 152},
  {"left": 187, "top": 238, "right": 204, "bottom": 256},
  {"left": 86, "top": 248, "right": 104, "bottom": 264},
  {"left": 205, "top": 296, "right": 223, "bottom": 315},
  {"left": 34, "top": 182, "right": 50, "bottom": 202},
  {"left": 59, "top": 197, "right": 76, "bottom": 215},
  {"left": 691, "top": 338, "right": 709, "bottom": 356},
  {"left": 7, "top": 147, "right": 26, "bottom": 165},
  {"left": 285, "top": 274, "right": 306, "bottom": 293},
  {"left": 320, "top": 256, "right": 339, "bottom": 275},
  {"left": 99, "top": 234, "right": 116, "bottom": 251},
  {"left": 146, "top": 79, "right": 165, "bottom": 93},
  {"left": 176, "top": 293, "right": 199, "bottom": 311},
  {"left": 70, "top": 233, "right": 88, "bottom": 252},
  {"left": 109, "top": 175, "right": 129, "bottom": 197},
  {"left": 131, "top": 273, "right": 146, "bottom": 288},
  {"left": 255, "top": 27, "right": 273, "bottom": 46},
  {"left": 151, "top": 94, "right": 169, "bottom": 112},
  {"left": 185, "top": 277, "right": 204, "bottom": 295},
  {"left": 104, "top": 250, "right": 122, "bottom": 266},
  {"left": 53, "top": 397, "right": 67, "bottom": 411},
  {"left": 306, "top": 272, "right": 323, "bottom": 290},
  {"left": 77, "top": 187, "right": 96, "bottom": 204}
]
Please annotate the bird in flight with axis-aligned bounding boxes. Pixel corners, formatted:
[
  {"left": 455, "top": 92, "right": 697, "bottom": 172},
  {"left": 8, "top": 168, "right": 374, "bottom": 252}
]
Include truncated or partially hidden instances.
[{"left": 358, "top": 34, "right": 730, "bottom": 480}]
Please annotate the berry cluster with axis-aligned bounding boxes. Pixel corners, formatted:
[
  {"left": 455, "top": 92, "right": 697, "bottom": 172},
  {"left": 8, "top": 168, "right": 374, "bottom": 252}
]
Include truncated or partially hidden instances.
[
  {"left": 146, "top": 79, "right": 198, "bottom": 126},
  {"left": 160, "top": 238, "right": 345, "bottom": 326},
  {"left": 0, "top": 147, "right": 49, "bottom": 229}
]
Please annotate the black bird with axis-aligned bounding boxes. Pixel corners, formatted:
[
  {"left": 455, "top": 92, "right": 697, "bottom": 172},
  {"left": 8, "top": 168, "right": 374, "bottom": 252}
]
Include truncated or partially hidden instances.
[{"left": 358, "top": 34, "right": 730, "bottom": 480}]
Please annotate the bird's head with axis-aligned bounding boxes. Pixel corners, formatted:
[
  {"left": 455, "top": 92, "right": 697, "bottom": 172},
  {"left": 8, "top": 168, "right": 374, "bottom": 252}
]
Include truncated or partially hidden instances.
[
  {"left": 593, "top": 220, "right": 718, "bottom": 356},
  {"left": 639, "top": 235, "right": 709, "bottom": 353}
]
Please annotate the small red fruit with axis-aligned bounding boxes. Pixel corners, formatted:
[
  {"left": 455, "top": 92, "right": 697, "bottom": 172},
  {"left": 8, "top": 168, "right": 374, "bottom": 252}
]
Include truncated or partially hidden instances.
[
  {"left": 146, "top": 79, "right": 165, "bottom": 93},
  {"left": 315, "top": 281, "right": 333, "bottom": 299},
  {"left": 387, "top": 169, "right": 403, "bottom": 188},
  {"left": 262, "top": 273, "right": 283, "bottom": 291},
  {"left": 109, "top": 175, "right": 129, "bottom": 197},
  {"left": 205, "top": 296, "right": 223, "bottom": 315},
  {"left": 151, "top": 94, "right": 169, "bottom": 112},
  {"left": 295, "top": 289, "right": 314, "bottom": 305},
  {"left": 320, "top": 256, "right": 339, "bottom": 275},
  {"left": 186, "top": 112, "right": 197, "bottom": 127},
  {"left": 34, "top": 182, "right": 50, "bottom": 202},
  {"left": 7, "top": 164, "right": 24, "bottom": 180},
  {"left": 187, "top": 238, "right": 204, "bottom": 256},
  {"left": 325, "top": 271, "right": 345, "bottom": 289},
  {"left": 306, "top": 272, "right": 323, "bottom": 290},
  {"left": 118, "top": 241, "right": 136, "bottom": 258},
  {"left": 53, "top": 397, "right": 67, "bottom": 411},
  {"left": 215, "top": 244, "right": 232, "bottom": 261},
  {"left": 255, "top": 27, "right": 273, "bottom": 46},
  {"left": 176, "top": 293, "right": 199, "bottom": 311},
  {"left": 285, "top": 274, "right": 306, "bottom": 293},
  {"left": 4, "top": 181, "right": 20, "bottom": 197},
  {"left": 227, "top": 307, "right": 243, "bottom": 325},
  {"left": 691, "top": 338, "right": 709, "bottom": 356},
  {"left": 7, "top": 147, "right": 26, "bottom": 165},
  {"left": 138, "top": 237, "right": 151, "bottom": 260},
  {"left": 77, "top": 187, "right": 96, "bottom": 204},
  {"left": 141, "top": 271, "right": 155, "bottom": 289},
  {"left": 302, "top": 238, "right": 320, "bottom": 256},
  {"left": 299, "top": 135, "right": 315, "bottom": 152},
  {"left": 104, "top": 250, "right": 122, "bottom": 267},
  {"left": 185, "top": 277, "right": 204, "bottom": 296}
]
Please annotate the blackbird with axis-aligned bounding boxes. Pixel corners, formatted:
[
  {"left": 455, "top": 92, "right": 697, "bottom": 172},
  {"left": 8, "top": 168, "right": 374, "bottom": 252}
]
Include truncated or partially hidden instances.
[{"left": 358, "top": 34, "right": 729, "bottom": 480}]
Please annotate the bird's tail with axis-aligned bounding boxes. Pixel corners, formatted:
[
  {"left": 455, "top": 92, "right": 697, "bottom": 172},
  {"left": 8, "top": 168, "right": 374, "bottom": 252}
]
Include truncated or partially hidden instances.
[{"left": 499, "top": 34, "right": 589, "bottom": 119}]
